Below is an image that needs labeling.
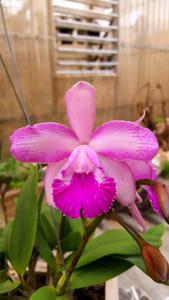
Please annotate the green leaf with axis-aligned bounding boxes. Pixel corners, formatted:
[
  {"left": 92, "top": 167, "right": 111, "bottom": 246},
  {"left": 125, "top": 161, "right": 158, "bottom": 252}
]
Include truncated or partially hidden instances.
[
  {"left": 29, "top": 286, "right": 69, "bottom": 300},
  {"left": 8, "top": 168, "right": 38, "bottom": 276},
  {"left": 71, "top": 256, "right": 132, "bottom": 289},
  {"left": 0, "top": 229, "right": 6, "bottom": 253},
  {"left": 5, "top": 221, "right": 13, "bottom": 260},
  {"left": 76, "top": 229, "right": 161, "bottom": 268},
  {"left": 63, "top": 231, "right": 81, "bottom": 252},
  {"left": 36, "top": 227, "right": 55, "bottom": 268},
  {"left": 0, "top": 280, "right": 19, "bottom": 294},
  {"left": 40, "top": 206, "right": 83, "bottom": 250},
  {"left": 41, "top": 212, "right": 58, "bottom": 249},
  {"left": 63, "top": 217, "right": 83, "bottom": 238},
  {"left": 145, "top": 224, "right": 166, "bottom": 238},
  {"left": 126, "top": 256, "right": 146, "bottom": 271},
  {"left": 0, "top": 270, "right": 19, "bottom": 294},
  {"left": 0, "top": 222, "right": 14, "bottom": 255},
  {"left": 40, "top": 209, "right": 83, "bottom": 250},
  {"left": 0, "top": 221, "right": 14, "bottom": 258}
]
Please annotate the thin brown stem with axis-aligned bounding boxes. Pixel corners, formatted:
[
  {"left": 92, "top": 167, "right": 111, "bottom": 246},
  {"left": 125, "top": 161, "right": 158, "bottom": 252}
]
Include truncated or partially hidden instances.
[
  {"left": 27, "top": 254, "right": 38, "bottom": 289},
  {"left": 68, "top": 215, "right": 104, "bottom": 276},
  {"left": 0, "top": 183, "right": 8, "bottom": 224},
  {"left": 50, "top": 209, "right": 72, "bottom": 299},
  {"left": 111, "top": 210, "right": 145, "bottom": 248},
  {"left": 56, "top": 215, "right": 66, "bottom": 268},
  {"left": 18, "top": 274, "right": 31, "bottom": 292},
  {"left": 56, "top": 215, "right": 104, "bottom": 295},
  {"left": 59, "top": 215, "right": 66, "bottom": 247}
]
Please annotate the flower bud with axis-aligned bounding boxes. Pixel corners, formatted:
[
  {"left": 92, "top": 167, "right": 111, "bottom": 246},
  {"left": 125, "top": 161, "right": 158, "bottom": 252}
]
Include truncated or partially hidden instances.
[
  {"left": 141, "top": 243, "right": 169, "bottom": 283},
  {"left": 154, "top": 182, "right": 169, "bottom": 224}
]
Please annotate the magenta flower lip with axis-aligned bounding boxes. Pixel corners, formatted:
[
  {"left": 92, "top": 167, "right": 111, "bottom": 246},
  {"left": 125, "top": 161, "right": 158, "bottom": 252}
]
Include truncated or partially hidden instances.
[{"left": 10, "top": 81, "right": 159, "bottom": 230}]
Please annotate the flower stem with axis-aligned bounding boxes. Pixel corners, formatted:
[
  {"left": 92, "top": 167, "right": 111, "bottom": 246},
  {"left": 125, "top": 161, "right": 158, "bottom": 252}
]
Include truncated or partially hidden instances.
[
  {"left": 50, "top": 209, "right": 72, "bottom": 299},
  {"left": 56, "top": 214, "right": 104, "bottom": 295},
  {"left": 111, "top": 210, "right": 146, "bottom": 248},
  {"left": 60, "top": 215, "right": 66, "bottom": 246},
  {"left": 18, "top": 274, "right": 31, "bottom": 291}
]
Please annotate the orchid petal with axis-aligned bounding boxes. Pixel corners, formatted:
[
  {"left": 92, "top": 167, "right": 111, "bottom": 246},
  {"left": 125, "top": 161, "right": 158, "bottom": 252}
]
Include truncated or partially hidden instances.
[
  {"left": 129, "top": 203, "right": 147, "bottom": 231},
  {"left": 125, "top": 160, "right": 160, "bottom": 215},
  {"left": 10, "top": 123, "right": 79, "bottom": 163},
  {"left": 65, "top": 81, "right": 96, "bottom": 143},
  {"left": 125, "top": 160, "right": 154, "bottom": 181},
  {"left": 125, "top": 160, "right": 160, "bottom": 216},
  {"left": 89, "top": 121, "right": 159, "bottom": 161},
  {"left": 44, "top": 160, "right": 67, "bottom": 207},
  {"left": 100, "top": 157, "right": 147, "bottom": 230},
  {"left": 100, "top": 157, "right": 136, "bottom": 206},
  {"left": 52, "top": 170, "right": 116, "bottom": 219},
  {"left": 144, "top": 186, "right": 162, "bottom": 216}
]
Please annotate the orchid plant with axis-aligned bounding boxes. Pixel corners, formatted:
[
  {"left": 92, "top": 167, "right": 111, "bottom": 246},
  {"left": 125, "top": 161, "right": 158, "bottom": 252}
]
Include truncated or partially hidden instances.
[{"left": 0, "top": 81, "right": 169, "bottom": 299}]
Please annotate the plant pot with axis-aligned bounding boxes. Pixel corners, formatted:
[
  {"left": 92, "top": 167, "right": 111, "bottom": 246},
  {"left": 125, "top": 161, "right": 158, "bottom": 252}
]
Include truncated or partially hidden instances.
[{"left": 0, "top": 182, "right": 43, "bottom": 225}]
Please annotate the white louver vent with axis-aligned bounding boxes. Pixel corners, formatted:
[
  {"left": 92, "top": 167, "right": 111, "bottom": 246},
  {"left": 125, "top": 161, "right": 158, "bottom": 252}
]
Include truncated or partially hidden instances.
[{"left": 54, "top": 0, "right": 119, "bottom": 76}]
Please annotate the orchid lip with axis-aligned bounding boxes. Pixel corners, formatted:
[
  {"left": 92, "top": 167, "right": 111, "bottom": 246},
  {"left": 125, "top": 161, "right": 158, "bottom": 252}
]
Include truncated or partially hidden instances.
[{"left": 52, "top": 169, "right": 116, "bottom": 219}]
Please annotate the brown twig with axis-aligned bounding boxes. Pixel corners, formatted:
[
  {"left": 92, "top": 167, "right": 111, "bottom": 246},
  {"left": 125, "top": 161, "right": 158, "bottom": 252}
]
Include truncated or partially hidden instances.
[{"left": 56, "top": 214, "right": 104, "bottom": 295}]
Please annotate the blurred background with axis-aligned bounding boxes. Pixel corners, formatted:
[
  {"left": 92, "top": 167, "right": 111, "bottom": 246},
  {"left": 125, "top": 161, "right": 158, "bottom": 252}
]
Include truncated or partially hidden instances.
[{"left": 1, "top": 0, "right": 169, "bottom": 156}]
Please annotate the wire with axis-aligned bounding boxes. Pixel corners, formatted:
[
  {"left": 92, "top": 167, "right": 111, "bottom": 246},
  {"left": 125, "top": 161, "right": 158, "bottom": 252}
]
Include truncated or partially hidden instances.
[
  {"left": 0, "top": 51, "right": 30, "bottom": 124},
  {"left": 0, "top": 0, "right": 31, "bottom": 125}
]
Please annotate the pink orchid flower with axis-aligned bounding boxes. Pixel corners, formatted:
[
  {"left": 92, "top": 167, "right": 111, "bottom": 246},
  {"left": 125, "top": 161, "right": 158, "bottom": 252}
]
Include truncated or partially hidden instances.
[{"left": 10, "top": 81, "right": 159, "bottom": 230}]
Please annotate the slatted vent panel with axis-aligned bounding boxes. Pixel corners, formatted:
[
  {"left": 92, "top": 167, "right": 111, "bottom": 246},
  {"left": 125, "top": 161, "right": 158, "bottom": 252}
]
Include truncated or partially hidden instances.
[{"left": 54, "top": 0, "right": 119, "bottom": 76}]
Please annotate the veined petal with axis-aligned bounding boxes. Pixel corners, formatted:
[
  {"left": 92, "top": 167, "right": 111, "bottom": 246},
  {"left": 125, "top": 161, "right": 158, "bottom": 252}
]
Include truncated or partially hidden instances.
[
  {"left": 89, "top": 121, "right": 159, "bottom": 161},
  {"left": 125, "top": 160, "right": 154, "bottom": 181},
  {"left": 100, "top": 157, "right": 147, "bottom": 230},
  {"left": 100, "top": 157, "right": 136, "bottom": 206},
  {"left": 125, "top": 160, "right": 160, "bottom": 215},
  {"left": 52, "top": 170, "right": 116, "bottom": 219},
  {"left": 129, "top": 203, "right": 147, "bottom": 231},
  {"left": 126, "top": 160, "right": 161, "bottom": 216},
  {"left": 144, "top": 186, "right": 162, "bottom": 215},
  {"left": 44, "top": 160, "right": 67, "bottom": 207},
  {"left": 126, "top": 160, "right": 161, "bottom": 219},
  {"left": 10, "top": 122, "right": 79, "bottom": 163},
  {"left": 65, "top": 81, "right": 96, "bottom": 143}
]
